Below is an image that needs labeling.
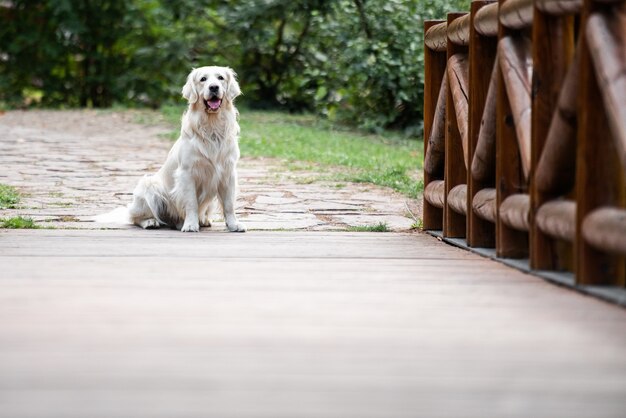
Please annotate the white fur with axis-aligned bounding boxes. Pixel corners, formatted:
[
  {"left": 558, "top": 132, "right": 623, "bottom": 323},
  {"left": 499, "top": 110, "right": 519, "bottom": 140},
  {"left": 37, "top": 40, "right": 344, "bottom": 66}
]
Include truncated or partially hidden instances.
[
  {"left": 128, "top": 66, "right": 245, "bottom": 232},
  {"left": 93, "top": 207, "right": 131, "bottom": 224}
]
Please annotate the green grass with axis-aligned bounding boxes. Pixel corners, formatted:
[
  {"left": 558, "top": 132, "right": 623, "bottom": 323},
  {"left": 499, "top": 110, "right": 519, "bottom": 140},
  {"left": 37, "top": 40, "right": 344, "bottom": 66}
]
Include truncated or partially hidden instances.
[
  {"left": 0, "top": 184, "right": 20, "bottom": 209},
  {"left": 0, "top": 216, "right": 40, "bottom": 229},
  {"left": 346, "top": 222, "right": 390, "bottom": 232},
  {"left": 160, "top": 106, "right": 423, "bottom": 198},
  {"left": 411, "top": 219, "right": 423, "bottom": 230}
]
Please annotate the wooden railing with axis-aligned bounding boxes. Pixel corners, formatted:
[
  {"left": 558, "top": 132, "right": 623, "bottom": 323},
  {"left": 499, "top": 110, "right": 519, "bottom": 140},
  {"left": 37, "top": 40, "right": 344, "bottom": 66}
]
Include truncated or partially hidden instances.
[{"left": 423, "top": 0, "right": 626, "bottom": 287}]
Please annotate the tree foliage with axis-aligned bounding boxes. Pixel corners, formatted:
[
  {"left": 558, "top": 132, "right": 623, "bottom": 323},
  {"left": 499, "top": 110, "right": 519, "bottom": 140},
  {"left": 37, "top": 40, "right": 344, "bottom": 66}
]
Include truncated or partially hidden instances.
[{"left": 0, "top": 0, "right": 469, "bottom": 135}]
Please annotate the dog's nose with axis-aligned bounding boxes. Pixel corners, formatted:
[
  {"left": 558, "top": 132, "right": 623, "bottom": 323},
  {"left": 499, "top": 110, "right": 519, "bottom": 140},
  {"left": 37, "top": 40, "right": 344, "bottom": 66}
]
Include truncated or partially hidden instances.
[{"left": 209, "top": 84, "right": 219, "bottom": 93}]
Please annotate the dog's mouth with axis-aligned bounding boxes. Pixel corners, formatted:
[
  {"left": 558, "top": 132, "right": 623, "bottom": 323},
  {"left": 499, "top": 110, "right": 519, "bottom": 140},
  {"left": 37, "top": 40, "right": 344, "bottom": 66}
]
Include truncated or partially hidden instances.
[{"left": 204, "top": 97, "right": 222, "bottom": 112}]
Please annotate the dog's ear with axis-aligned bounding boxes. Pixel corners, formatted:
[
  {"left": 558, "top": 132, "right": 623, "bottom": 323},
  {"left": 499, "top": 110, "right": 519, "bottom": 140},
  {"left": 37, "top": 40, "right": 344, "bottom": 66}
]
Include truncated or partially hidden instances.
[
  {"left": 181, "top": 70, "right": 198, "bottom": 104},
  {"left": 226, "top": 68, "right": 241, "bottom": 102}
]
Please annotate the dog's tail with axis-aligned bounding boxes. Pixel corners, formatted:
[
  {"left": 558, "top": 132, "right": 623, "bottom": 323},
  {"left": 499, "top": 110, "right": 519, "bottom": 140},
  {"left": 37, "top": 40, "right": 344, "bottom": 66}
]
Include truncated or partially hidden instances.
[
  {"left": 94, "top": 206, "right": 132, "bottom": 225},
  {"left": 142, "top": 188, "right": 171, "bottom": 227},
  {"left": 95, "top": 176, "right": 174, "bottom": 227},
  {"left": 131, "top": 175, "right": 175, "bottom": 227}
]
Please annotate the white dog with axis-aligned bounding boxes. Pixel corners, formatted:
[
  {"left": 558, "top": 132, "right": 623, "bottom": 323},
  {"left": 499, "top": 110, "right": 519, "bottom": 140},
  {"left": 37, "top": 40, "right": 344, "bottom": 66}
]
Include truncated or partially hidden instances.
[{"left": 128, "top": 66, "right": 246, "bottom": 232}]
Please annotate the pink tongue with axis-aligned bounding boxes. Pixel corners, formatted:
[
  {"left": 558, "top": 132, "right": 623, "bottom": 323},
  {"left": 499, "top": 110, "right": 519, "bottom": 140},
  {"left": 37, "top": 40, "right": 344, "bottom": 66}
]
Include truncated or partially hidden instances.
[{"left": 208, "top": 99, "right": 221, "bottom": 110}]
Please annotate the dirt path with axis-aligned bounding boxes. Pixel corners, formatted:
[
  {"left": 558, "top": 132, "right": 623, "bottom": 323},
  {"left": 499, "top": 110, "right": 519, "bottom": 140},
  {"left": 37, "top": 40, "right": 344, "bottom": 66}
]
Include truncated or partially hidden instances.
[{"left": 0, "top": 110, "right": 421, "bottom": 231}]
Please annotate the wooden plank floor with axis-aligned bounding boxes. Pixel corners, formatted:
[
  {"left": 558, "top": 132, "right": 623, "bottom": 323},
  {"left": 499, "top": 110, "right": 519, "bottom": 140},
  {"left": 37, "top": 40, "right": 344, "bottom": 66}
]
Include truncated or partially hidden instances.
[{"left": 1, "top": 230, "right": 626, "bottom": 418}]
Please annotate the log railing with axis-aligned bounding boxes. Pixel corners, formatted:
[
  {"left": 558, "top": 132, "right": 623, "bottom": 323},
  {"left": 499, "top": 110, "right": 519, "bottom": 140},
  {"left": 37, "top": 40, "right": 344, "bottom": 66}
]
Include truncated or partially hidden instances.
[{"left": 423, "top": 0, "right": 626, "bottom": 288}]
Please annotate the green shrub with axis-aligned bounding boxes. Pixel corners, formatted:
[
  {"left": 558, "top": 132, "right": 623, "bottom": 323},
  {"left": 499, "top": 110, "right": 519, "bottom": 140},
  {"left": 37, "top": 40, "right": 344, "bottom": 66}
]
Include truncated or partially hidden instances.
[
  {"left": 0, "top": 216, "right": 39, "bottom": 229},
  {"left": 0, "top": 184, "right": 20, "bottom": 209},
  {"left": 347, "top": 222, "right": 390, "bottom": 232},
  {"left": 1, "top": 0, "right": 470, "bottom": 135}
]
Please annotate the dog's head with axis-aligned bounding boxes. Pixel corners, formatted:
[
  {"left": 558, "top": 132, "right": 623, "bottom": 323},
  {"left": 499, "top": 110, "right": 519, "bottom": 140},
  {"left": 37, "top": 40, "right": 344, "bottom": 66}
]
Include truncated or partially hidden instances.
[{"left": 182, "top": 66, "right": 241, "bottom": 113}]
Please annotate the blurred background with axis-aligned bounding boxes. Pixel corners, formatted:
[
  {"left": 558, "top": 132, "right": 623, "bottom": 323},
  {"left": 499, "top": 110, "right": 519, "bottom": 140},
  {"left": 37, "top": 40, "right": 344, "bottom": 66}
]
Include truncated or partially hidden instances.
[{"left": 0, "top": 0, "right": 469, "bottom": 138}]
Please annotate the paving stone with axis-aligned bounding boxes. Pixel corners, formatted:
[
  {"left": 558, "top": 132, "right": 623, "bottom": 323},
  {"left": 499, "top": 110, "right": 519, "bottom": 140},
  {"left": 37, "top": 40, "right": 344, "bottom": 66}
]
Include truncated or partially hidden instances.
[
  {"left": 254, "top": 195, "right": 302, "bottom": 206},
  {"left": 0, "top": 110, "right": 422, "bottom": 231}
]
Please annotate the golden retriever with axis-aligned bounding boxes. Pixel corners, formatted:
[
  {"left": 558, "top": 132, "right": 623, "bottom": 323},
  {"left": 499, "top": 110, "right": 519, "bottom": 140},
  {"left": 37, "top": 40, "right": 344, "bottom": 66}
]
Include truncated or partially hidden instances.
[{"left": 128, "top": 66, "right": 245, "bottom": 232}]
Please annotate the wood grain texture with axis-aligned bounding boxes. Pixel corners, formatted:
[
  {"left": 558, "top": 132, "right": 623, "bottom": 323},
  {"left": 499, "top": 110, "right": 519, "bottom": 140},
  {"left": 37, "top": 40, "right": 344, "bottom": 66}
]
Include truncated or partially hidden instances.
[
  {"left": 444, "top": 13, "right": 469, "bottom": 238},
  {"left": 530, "top": 12, "right": 575, "bottom": 271},
  {"left": 1, "top": 229, "right": 626, "bottom": 418},
  {"left": 448, "top": 13, "right": 470, "bottom": 46},
  {"left": 474, "top": 2, "right": 499, "bottom": 36},
  {"left": 425, "top": 21, "right": 448, "bottom": 51},
  {"left": 424, "top": 74, "right": 447, "bottom": 176},
  {"left": 424, "top": 180, "right": 446, "bottom": 209},
  {"left": 468, "top": 1, "right": 498, "bottom": 249},
  {"left": 496, "top": 4, "right": 529, "bottom": 258},
  {"left": 586, "top": 6, "right": 626, "bottom": 172},
  {"left": 498, "top": 35, "right": 533, "bottom": 180},
  {"left": 500, "top": 0, "right": 534, "bottom": 29},
  {"left": 536, "top": 200, "right": 577, "bottom": 243},
  {"left": 423, "top": 20, "right": 447, "bottom": 230},
  {"left": 471, "top": 58, "right": 498, "bottom": 184},
  {"left": 473, "top": 188, "right": 497, "bottom": 222},
  {"left": 447, "top": 184, "right": 468, "bottom": 215},
  {"left": 582, "top": 207, "right": 626, "bottom": 258},
  {"left": 447, "top": 53, "right": 470, "bottom": 168},
  {"left": 499, "top": 193, "right": 530, "bottom": 232},
  {"left": 534, "top": 42, "right": 579, "bottom": 196},
  {"left": 536, "top": 0, "right": 582, "bottom": 15},
  {"left": 575, "top": 0, "right": 626, "bottom": 286}
]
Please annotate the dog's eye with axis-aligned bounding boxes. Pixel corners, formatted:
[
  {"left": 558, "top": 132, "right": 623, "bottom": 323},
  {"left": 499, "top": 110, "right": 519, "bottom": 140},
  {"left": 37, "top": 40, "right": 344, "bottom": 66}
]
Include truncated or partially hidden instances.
[
  {"left": 200, "top": 77, "right": 207, "bottom": 82},
  {"left": 217, "top": 75, "right": 224, "bottom": 80}
]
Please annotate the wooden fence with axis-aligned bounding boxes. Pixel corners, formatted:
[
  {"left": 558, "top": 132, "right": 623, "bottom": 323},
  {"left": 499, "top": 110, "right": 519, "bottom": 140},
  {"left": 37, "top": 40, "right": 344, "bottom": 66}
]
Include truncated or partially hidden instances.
[{"left": 423, "top": 0, "right": 626, "bottom": 287}]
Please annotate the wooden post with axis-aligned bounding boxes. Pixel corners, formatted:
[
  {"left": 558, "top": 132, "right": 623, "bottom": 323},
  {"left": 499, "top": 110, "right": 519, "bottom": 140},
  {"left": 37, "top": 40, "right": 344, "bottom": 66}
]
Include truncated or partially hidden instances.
[
  {"left": 529, "top": 7, "right": 575, "bottom": 270},
  {"left": 585, "top": 7, "right": 626, "bottom": 173},
  {"left": 496, "top": 0, "right": 528, "bottom": 258},
  {"left": 468, "top": 0, "right": 497, "bottom": 248},
  {"left": 534, "top": 45, "right": 580, "bottom": 196},
  {"left": 423, "top": 20, "right": 447, "bottom": 231},
  {"left": 424, "top": 75, "right": 447, "bottom": 177},
  {"left": 444, "top": 13, "right": 469, "bottom": 238},
  {"left": 472, "top": 62, "right": 498, "bottom": 183},
  {"left": 498, "top": 36, "right": 533, "bottom": 180},
  {"left": 575, "top": 0, "right": 626, "bottom": 286},
  {"left": 448, "top": 54, "right": 470, "bottom": 166}
]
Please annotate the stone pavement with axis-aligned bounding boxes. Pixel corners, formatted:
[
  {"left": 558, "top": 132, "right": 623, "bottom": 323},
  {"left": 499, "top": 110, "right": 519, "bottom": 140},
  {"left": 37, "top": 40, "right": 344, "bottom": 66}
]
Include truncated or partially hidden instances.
[{"left": 0, "top": 110, "right": 420, "bottom": 231}]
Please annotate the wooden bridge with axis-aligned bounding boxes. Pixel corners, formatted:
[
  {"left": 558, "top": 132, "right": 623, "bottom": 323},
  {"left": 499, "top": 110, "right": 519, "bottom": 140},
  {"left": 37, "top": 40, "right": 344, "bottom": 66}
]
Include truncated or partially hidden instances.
[
  {"left": 423, "top": 0, "right": 626, "bottom": 301},
  {"left": 2, "top": 229, "right": 626, "bottom": 418}
]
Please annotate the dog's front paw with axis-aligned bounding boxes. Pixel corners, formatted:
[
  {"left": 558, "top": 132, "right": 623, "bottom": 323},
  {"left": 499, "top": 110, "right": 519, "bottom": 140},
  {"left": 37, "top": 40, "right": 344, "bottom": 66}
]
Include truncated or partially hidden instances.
[
  {"left": 226, "top": 221, "right": 246, "bottom": 233},
  {"left": 181, "top": 222, "right": 200, "bottom": 232}
]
